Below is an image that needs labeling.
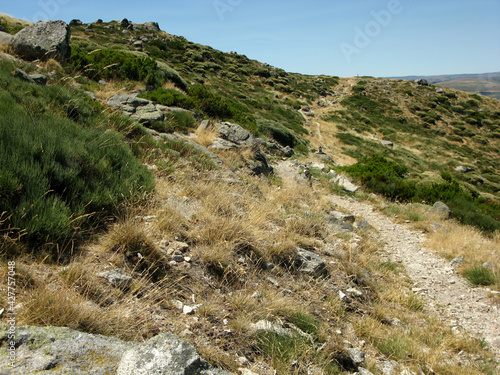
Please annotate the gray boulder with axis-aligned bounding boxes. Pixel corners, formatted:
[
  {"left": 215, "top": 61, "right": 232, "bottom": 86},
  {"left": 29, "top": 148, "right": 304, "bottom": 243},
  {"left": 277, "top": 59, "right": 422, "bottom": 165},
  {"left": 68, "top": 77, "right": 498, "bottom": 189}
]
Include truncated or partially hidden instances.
[
  {"left": 140, "top": 21, "right": 161, "bottom": 32},
  {"left": 108, "top": 94, "right": 165, "bottom": 124},
  {"left": 215, "top": 122, "right": 256, "bottom": 147},
  {"left": 329, "top": 210, "right": 355, "bottom": 224},
  {"left": 248, "top": 147, "right": 274, "bottom": 175},
  {"left": 11, "top": 20, "right": 71, "bottom": 61},
  {"left": 429, "top": 201, "right": 451, "bottom": 219},
  {"left": 30, "top": 73, "right": 48, "bottom": 85},
  {"left": 381, "top": 140, "right": 394, "bottom": 148},
  {"left": 415, "top": 78, "right": 429, "bottom": 86},
  {"left": 0, "top": 25, "right": 6, "bottom": 32},
  {"left": 120, "top": 18, "right": 130, "bottom": 28},
  {"left": 0, "top": 325, "right": 229, "bottom": 374},
  {"left": 69, "top": 19, "right": 82, "bottom": 26},
  {"left": 332, "top": 175, "right": 360, "bottom": 193},
  {"left": 13, "top": 69, "right": 47, "bottom": 85},
  {"left": 108, "top": 94, "right": 151, "bottom": 114},
  {"left": 455, "top": 165, "right": 474, "bottom": 173},
  {"left": 0, "top": 31, "right": 13, "bottom": 46},
  {"left": 131, "top": 103, "right": 165, "bottom": 124},
  {"left": 294, "top": 248, "right": 328, "bottom": 278},
  {"left": 98, "top": 268, "right": 133, "bottom": 289}
]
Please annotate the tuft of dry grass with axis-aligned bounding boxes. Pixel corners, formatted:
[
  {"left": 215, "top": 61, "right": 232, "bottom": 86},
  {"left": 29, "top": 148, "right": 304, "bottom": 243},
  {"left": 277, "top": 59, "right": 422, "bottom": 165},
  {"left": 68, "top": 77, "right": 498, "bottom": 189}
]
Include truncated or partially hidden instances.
[
  {"left": 426, "top": 223, "right": 500, "bottom": 289},
  {"left": 194, "top": 126, "right": 218, "bottom": 147}
]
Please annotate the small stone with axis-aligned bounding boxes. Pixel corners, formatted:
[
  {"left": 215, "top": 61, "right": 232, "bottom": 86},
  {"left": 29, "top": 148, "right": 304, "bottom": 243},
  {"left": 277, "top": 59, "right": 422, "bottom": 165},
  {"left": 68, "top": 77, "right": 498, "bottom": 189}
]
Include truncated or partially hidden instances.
[
  {"left": 267, "top": 277, "right": 279, "bottom": 286},
  {"left": 183, "top": 257, "right": 191, "bottom": 263},
  {"left": 346, "top": 347, "right": 365, "bottom": 366},
  {"left": 251, "top": 291, "right": 263, "bottom": 299},
  {"left": 183, "top": 304, "right": 202, "bottom": 315},
  {"left": 339, "top": 290, "right": 346, "bottom": 300},
  {"left": 172, "top": 299, "right": 183, "bottom": 310},
  {"left": 450, "top": 256, "right": 466, "bottom": 267},
  {"left": 172, "top": 254, "right": 185, "bottom": 263},
  {"left": 346, "top": 288, "right": 363, "bottom": 297}
]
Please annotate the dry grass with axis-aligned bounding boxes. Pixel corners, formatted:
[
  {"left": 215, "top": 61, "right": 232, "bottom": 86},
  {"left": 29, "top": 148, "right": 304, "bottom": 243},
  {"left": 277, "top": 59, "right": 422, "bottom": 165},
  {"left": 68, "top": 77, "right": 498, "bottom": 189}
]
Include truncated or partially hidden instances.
[
  {"left": 426, "top": 223, "right": 500, "bottom": 289},
  {"left": 194, "top": 126, "right": 218, "bottom": 147}
]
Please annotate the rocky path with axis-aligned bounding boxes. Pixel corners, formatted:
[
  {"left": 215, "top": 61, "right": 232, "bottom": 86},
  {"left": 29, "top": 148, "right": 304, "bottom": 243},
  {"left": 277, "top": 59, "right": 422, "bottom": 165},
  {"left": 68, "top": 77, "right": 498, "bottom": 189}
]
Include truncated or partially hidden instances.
[{"left": 326, "top": 194, "right": 500, "bottom": 361}]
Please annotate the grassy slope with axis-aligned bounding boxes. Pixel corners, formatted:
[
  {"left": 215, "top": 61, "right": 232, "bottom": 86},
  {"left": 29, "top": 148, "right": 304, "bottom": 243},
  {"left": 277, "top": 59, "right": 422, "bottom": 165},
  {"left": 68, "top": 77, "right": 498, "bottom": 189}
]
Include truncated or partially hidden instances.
[{"left": 0, "top": 17, "right": 499, "bottom": 375}]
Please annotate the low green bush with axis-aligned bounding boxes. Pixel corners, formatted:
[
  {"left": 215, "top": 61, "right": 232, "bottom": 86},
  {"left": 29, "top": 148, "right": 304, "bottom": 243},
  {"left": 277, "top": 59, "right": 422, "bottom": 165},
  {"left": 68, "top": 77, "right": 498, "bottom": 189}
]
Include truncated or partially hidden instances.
[
  {"left": 69, "top": 47, "right": 165, "bottom": 87},
  {"left": 342, "top": 155, "right": 500, "bottom": 232},
  {"left": 0, "top": 62, "right": 153, "bottom": 246}
]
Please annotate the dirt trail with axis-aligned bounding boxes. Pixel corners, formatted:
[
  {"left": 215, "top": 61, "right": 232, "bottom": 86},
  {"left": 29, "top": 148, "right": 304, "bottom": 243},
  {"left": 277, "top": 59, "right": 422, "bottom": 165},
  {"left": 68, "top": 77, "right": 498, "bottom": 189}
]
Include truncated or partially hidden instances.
[
  {"left": 275, "top": 161, "right": 500, "bottom": 362},
  {"left": 328, "top": 194, "right": 500, "bottom": 361}
]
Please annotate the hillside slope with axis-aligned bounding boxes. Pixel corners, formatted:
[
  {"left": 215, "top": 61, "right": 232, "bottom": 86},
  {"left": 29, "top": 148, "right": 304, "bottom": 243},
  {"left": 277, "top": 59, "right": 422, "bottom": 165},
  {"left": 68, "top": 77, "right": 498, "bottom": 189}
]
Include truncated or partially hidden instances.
[
  {"left": 389, "top": 72, "right": 500, "bottom": 101},
  {"left": 0, "top": 16, "right": 499, "bottom": 375}
]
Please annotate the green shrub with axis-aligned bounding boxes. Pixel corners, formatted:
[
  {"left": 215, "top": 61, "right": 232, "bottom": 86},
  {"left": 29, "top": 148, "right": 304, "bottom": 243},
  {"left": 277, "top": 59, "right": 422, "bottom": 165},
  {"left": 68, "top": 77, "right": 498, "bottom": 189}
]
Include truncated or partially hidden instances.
[
  {"left": 0, "top": 62, "right": 153, "bottom": 246},
  {"left": 441, "top": 171, "right": 453, "bottom": 182},
  {"left": 69, "top": 47, "right": 164, "bottom": 87},
  {"left": 336, "top": 133, "right": 363, "bottom": 146},
  {"left": 257, "top": 120, "right": 298, "bottom": 148},
  {"left": 139, "top": 88, "right": 194, "bottom": 109},
  {"left": 342, "top": 155, "right": 500, "bottom": 232},
  {"left": 188, "top": 85, "right": 233, "bottom": 119}
]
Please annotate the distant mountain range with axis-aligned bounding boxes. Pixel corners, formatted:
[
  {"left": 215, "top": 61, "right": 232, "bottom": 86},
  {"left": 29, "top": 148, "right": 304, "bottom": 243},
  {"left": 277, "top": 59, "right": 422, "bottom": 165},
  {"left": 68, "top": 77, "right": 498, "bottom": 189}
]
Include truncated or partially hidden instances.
[{"left": 388, "top": 72, "right": 500, "bottom": 101}]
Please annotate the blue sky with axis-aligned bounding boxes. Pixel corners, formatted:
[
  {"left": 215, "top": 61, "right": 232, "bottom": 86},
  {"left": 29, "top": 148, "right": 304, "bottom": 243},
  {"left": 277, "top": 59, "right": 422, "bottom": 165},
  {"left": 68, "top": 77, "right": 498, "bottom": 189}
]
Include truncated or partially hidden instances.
[{"left": 2, "top": 0, "right": 499, "bottom": 77}]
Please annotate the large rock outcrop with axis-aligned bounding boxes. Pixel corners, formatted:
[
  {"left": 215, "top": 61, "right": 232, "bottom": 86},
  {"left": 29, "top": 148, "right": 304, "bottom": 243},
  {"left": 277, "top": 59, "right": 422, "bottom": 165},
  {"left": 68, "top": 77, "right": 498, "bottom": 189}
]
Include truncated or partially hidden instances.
[
  {"left": 10, "top": 20, "right": 71, "bottom": 61},
  {"left": 0, "top": 324, "right": 229, "bottom": 374}
]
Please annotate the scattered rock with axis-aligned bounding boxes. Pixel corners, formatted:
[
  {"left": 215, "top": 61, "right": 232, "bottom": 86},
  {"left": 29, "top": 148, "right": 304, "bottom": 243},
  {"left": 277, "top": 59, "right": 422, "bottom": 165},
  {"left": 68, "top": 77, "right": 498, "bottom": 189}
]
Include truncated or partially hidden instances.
[
  {"left": 120, "top": 18, "right": 130, "bottom": 28},
  {"left": 428, "top": 201, "right": 451, "bottom": 219},
  {"left": 249, "top": 320, "right": 291, "bottom": 337},
  {"left": 381, "top": 140, "right": 394, "bottom": 148},
  {"left": 414, "top": 79, "right": 429, "bottom": 86},
  {"left": 0, "top": 325, "right": 229, "bottom": 374},
  {"left": 455, "top": 165, "right": 474, "bottom": 173},
  {"left": 98, "top": 268, "right": 133, "bottom": 289},
  {"left": 215, "top": 122, "right": 256, "bottom": 147},
  {"left": 11, "top": 20, "right": 71, "bottom": 61},
  {"left": 183, "top": 304, "right": 202, "bottom": 315},
  {"left": 95, "top": 19, "right": 103, "bottom": 24},
  {"left": 0, "top": 31, "right": 13, "bottom": 46},
  {"left": 13, "top": 69, "right": 47, "bottom": 85},
  {"left": 346, "top": 347, "right": 365, "bottom": 367},
  {"left": 435, "top": 87, "right": 445, "bottom": 93},
  {"left": 329, "top": 210, "right": 355, "bottom": 224},
  {"left": 294, "top": 248, "right": 328, "bottom": 278},
  {"left": 332, "top": 175, "right": 360, "bottom": 193},
  {"left": 139, "top": 21, "right": 161, "bottom": 32},
  {"left": 133, "top": 40, "right": 143, "bottom": 50},
  {"left": 248, "top": 146, "right": 274, "bottom": 176},
  {"left": 430, "top": 222, "right": 447, "bottom": 233},
  {"left": 108, "top": 94, "right": 165, "bottom": 125},
  {"left": 209, "top": 138, "right": 239, "bottom": 150},
  {"left": 356, "top": 220, "right": 373, "bottom": 231},
  {"left": 69, "top": 19, "right": 82, "bottom": 26},
  {"left": 131, "top": 102, "right": 165, "bottom": 124},
  {"left": 450, "top": 256, "right": 466, "bottom": 268}
]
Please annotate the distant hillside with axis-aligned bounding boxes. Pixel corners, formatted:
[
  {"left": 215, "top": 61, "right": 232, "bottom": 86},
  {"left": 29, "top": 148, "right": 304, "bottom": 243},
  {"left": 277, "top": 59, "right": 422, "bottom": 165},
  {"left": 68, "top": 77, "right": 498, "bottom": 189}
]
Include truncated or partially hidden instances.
[{"left": 388, "top": 72, "right": 500, "bottom": 101}]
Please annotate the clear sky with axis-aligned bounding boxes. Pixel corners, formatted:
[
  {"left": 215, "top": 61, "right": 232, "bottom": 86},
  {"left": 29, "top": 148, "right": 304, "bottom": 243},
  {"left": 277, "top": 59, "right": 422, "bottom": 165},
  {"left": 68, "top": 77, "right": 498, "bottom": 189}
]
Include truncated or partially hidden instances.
[{"left": 2, "top": 0, "right": 499, "bottom": 77}]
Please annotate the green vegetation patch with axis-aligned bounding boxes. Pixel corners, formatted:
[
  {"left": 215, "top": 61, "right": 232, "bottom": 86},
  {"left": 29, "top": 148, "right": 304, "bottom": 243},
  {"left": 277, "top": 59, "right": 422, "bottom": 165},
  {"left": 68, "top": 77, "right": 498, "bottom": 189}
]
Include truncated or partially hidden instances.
[
  {"left": 342, "top": 155, "right": 500, "bottom": 232},
  {"left": 0, "top": 62, "right": 153, "bottom": 246}
]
